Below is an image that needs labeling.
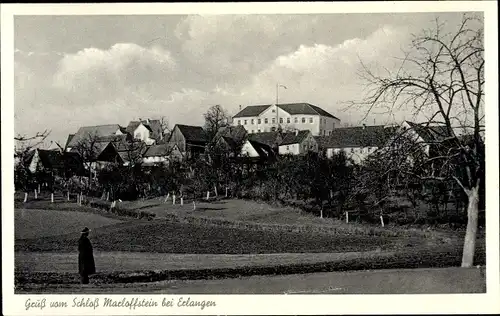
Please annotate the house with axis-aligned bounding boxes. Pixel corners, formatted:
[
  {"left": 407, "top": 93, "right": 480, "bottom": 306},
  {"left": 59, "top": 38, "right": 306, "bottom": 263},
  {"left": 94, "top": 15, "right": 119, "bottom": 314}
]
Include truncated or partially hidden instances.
[
  {"left": 398, "top": 121, "right": 455, "bottom": 156},
  {"left": 167, "top": 124, "right": 208, "bottom": 160},
  {"left": 315, "top": 125, "right": 397, "bottom": 164},
  {"left": 239, "top": 139, "right": 276, "bottom": 163},
  {"left": 278, "top": 130, "right": 318, "bottom": 155},
  {"left": 25, "top": 148, "right": 85, "bottom": 177},
  {"left": 142, "top": 144, "right": 171, "bottom": 166},
  {"left": 65, "top": 124, "right": 126, "bottom": 152},
  {"left": 232, "top": 102, "right": 341, "bottom": 136},
  {"left": 126, "top": 119, "right": 164, "bottom": 145},
  {"left": 213, "top": 125, "right": 248, "bottom": 155}
]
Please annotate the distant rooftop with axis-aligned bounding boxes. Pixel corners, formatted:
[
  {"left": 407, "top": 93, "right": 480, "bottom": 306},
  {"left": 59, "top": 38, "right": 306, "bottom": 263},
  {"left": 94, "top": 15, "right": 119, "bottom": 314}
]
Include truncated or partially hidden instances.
[{"left": 233, "top": 103, "right": 339, "bottom": 120}]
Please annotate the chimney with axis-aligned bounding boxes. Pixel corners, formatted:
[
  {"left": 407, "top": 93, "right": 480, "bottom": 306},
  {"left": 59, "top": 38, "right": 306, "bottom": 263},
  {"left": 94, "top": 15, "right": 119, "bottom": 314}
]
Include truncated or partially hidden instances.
[
  {"left": 239, "top": 105, "right": 242, "bottom": 111},
  {"left": 362, "top": 123, "right": 366, "bottom": 130},
  {"left": 295, "top": 129, "right": 299, "bottom": 136},
  {"left": 146, "top": 118, "right": 150, "bottom": 124}
]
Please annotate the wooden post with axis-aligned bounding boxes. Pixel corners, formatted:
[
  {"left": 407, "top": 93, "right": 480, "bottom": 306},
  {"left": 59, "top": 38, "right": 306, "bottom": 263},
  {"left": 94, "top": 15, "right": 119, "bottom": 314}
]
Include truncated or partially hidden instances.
[
  {"left": 380, "top": 215, "right": 385, "bottom": 227},
  {"left": 106, "top": 191, "right": 109, "bottom": 201},
  {"left": 181, "top": 197, "right": 184, "bottom": 206},
  {"left": 345, "top": 211, "right": 349, "bottom": 223},
  {"left": 38, "top": 184, "right": 41, "bottom": 194},
  {"left": 24, "top": 192, "right": 28, "bottom": 203},
  {"left": 320, "top": 208, "right": 323, "bottom": 219},
  {"left": 192, "top": 201, "right": 196, "bottom": 210},
  {"left": 67, "top": 191, "right": 70, "bottom": 201},
  {"left": 206, "top": 191, "right": 210, "bottom": 200},
  {"left": 214, "top": 185, "right": 218, "bottom": 197},
  {"left": 172, "top": 194, "right": 176, "bottom": 205},
  {"left": 225, "top": 187, "right": 228, "bottom": 197},
  {"left": 34, "top": 189, "right": 38, "bottom": 200},
  {"left": 51, "top": 193, "right": 54, "bottom": 203}
]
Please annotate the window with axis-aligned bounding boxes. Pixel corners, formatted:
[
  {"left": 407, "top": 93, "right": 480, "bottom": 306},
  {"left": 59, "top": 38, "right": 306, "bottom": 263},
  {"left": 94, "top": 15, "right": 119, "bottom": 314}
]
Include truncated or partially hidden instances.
[
  {"left": 271, "top": 127, "right": 276, "bottom": 132},
  {"left": 350, "top": 148, "right": 354, "bottom": 153},
  {"left": 258, "top": 119, "right": 261, "bottom": 124},
  {"left": 286, "top": 145, "right": 290, "bottom": 150},
  {"left": 265, "top": 118, "right": 268, "bottom": 124},
  {"left": 332, "top": 122, "right": 335, "bottom": 128},
  {"left": 237, "top": 120, "right": 241, "bottom": 125},
  {"left": 309, "top": 118, "right": 313, "bottom": 123},
  {"left": 251, "top": 130, "right": 254, "bottom": 133},
  {"left": 251, "top": 119, "right": 254, "bottom": 125},
  {"left": 323, "top": 130, "right": 326, "bottom": 136},
  {"left": 294, "top": 117, "right": 298, "bottom": 123},
  {"left": 302, "top": 118, "right": 306, "bottom": 123},
  {"left": 287, "top": 118, "right": 290, "bottom": 124},
  {"left": 244, "top": 120, "right": 247, "bottom": 125},
  {"left": 280, "top": 118, "right": 283, "bottom": 124},
  {"left": 257, "top": 129, "right": 261, "bottom": 133},
  {"left": 272, "top": 118, "right": 276, "bottom": 124},
  {"left": 272, "top": 109, "right": 275, "bottom": 113}
]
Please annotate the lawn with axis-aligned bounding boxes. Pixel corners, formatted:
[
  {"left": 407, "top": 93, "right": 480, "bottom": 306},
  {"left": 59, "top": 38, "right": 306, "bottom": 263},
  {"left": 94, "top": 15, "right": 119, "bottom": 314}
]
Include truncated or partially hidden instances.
[{"left": 15, "top": 209, "right": 122, "bottom": 239}]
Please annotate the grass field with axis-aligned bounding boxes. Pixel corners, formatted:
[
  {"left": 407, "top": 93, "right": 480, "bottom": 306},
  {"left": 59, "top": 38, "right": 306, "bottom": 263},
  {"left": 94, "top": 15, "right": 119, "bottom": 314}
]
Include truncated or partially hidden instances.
[{"left": 14, "top": 194, "right": 486, "bottom": 290}]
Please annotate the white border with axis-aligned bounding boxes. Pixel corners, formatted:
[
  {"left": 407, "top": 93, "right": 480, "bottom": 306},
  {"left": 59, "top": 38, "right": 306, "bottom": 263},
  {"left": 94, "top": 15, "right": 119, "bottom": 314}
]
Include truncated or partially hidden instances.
[{"left": 2, "top": 2, "right": 499, "bottom": 315}]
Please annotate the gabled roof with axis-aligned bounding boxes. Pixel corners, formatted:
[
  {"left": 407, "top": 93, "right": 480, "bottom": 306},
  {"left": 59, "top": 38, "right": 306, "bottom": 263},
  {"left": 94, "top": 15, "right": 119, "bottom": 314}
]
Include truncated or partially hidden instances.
[
  {"left": 37, "top": 149, "right": 64, "bottom": 169},
  {"left": 279, "top": 130, "right": 311, "bottom": 146},
  {"left": 96, "top": 134, "right": 130, "bottom": 144},
  {"left": 175, "top": 124, "right": 208, "bottom": 143},
  {"left": 67, "top": 124, "right": 123, "bottom": 148},
  {"left": 233, "top": 103, "right": 339, "bottom": 120},
  {"left": 404, "top": 121, "right": 453, "bottom": 142},
  {"left": 232, "top": 105, "right": 271, "bottom": 118},
  {"left": 126, "top": 121, "right": 154, "bottom": 134},
  {"left": 143, "top": 144, "right": 171, "bottom": 158},
  {"left": 248, "top": 131, "right": 281, "bottom": 147},
  {"left": 215, "top": 125, "right": 247, "bottom": 143},
  {"left": 64, "top": 134, "right": 75, "bottom": 150},
  {"left": 315, "top": 125, "right": 397, "bottom": 149},
  {"left": 247, "top": 140, "right": 276, "bottom": 159}
]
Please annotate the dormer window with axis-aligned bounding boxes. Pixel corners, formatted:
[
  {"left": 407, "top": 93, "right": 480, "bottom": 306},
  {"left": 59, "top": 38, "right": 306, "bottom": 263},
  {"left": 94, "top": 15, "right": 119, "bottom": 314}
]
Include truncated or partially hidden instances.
[{"left": 272, "top": 109, "right": 276, "bottom": 113}]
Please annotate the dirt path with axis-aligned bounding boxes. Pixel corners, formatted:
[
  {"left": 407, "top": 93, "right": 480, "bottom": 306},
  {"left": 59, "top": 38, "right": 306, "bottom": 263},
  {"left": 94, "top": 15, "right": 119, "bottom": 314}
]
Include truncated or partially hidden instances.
[
  {"left": 18, "top": 267, "right": 486, "bottom": 294},
  {"left": 16, "top": 251, "right": 389, "bottom": 273}
]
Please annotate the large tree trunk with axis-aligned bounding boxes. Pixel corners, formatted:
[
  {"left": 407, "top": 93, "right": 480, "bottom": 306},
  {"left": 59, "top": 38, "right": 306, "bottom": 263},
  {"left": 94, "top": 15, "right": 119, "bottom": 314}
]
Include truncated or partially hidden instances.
[{"left": 461, "top": 184, "right": 480, "bottom": 268}]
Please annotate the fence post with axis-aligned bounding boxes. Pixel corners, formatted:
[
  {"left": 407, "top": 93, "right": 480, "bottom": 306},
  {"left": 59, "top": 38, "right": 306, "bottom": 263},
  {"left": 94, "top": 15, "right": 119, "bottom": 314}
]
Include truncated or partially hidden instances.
[
  {"left": 225, "top": 187, "right": 228, "bottom": 197},
  {"left": 34, "top": 189, "right": 38, "bottom": 200},
  {"left": 345, "top": 211, "right": 349, "bottom": 224},
  {"left": 172, "top": 194, "right": 176, "bottom": 205},
  {"left": 320, "top": 208, "right": 323, "bottom": 219},
  {"left": 106, "top": 191, "right": 109, "bottom": 201},
  {"left": 181, "top": 197, "right": 184, "bottom": 206},
  {"left": 38, "top": 184, "right": 41, "bottom": 194},
  {"left": 67, "top": 191, "right": 70, "bottom": 201},
  {"left": 24, "top": 192, "right": 28, "bottom": 203},
  {"left": 214, "top": 185, "right": 218, "bottom": 197},
  {"left": 206, "top": 191, "right": 210, "bottom": 200},
  {"left": 380, "top": 215, "right": 385, "bottom": 227},
  {"left": 51, "top": 193, "right": 54, "bottom": 203},
  {"left": 192, "top": 200, "right": 196, "bottom": 210}
]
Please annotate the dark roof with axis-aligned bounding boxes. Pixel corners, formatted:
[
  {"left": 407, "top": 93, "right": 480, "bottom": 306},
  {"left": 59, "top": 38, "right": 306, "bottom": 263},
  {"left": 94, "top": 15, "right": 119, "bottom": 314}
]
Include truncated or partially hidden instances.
[
  {"left": 215, "top": 125, "right": 247, "bottom": 143},
  {"left": 405, "top": 121, "right": 453, "bottom": 142},
  {"left": 96, "top": 134, "right": 130, "bottom": 143},
  {"left": 143, "top": 144, "right": 170, "bottom": 157},
  {"left": 315, "top": 125, "right": 397, "bottom": 148},
  {"left": 126, "top": 121, "right": 154, "bottom": 134},
  {"left": 232, "top": 105, "right": 271, "bottom": 118},
  {"left": 247, "top": 140, "right": 276, "bottom": 159},
  {"left": 233, "top": 103, "right": 339, "bottom": 120},
  {"left": 37, "top": 149, "right": 64, "bottom": 169},
  {"left": 280, "top": 130, "right": 311, "bottom": 145},
  {"left": 248, "top": 131, "right": 281, "bottom": 147},
  {"left": 64, "top": 134, "right": 75, "bottom": 150},
  {"left": 176, "top": 124, "right": 208, "bottom": 143},
  {"left": 67, "top": 124, "right": 123, "bottom": 147}
]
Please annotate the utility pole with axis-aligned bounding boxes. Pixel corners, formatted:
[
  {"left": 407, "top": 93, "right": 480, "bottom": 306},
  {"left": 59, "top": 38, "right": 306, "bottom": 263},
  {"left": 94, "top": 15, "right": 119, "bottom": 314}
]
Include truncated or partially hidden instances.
[{"left": 276, "top": 83, "right": 287, "bottom": 132}]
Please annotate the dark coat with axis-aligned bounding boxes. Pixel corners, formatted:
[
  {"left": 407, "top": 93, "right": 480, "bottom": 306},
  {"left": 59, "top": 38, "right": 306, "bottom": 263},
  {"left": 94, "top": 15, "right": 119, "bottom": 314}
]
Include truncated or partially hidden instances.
[{"left": 78, "top": 235, "right": 96, "bottom": 275}]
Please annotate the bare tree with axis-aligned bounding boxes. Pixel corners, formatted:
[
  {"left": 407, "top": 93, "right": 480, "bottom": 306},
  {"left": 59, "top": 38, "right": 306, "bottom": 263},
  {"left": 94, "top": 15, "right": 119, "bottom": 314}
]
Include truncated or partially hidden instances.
[
  {"left": 73, "top": 132, "right": 102, "bottom": 191},
  {"left": 356, "top": 14, "right": 484, "bottom": 267},
  {"left": 204, "top": 104, "right": 230, "bottom": 142}
]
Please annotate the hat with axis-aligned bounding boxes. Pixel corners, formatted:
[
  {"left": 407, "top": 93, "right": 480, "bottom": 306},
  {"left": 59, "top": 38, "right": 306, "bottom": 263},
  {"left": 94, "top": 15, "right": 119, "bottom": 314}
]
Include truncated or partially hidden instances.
[{"left": 81, "top": 227, "right": 91, "bottom": 233}]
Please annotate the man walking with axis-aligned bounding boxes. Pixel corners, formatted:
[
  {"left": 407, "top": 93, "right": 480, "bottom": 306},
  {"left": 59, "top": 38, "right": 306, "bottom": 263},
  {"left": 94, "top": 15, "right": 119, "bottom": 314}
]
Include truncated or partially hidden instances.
[{"left": 78, "top": 227, "right": 95, "bottom": 284}]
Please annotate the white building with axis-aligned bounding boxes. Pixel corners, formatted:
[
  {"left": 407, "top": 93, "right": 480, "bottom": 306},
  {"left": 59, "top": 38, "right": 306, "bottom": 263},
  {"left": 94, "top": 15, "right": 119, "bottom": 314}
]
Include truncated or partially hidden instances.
[{"left": 232, "top": 103, "right": 340, "bottom": 136}]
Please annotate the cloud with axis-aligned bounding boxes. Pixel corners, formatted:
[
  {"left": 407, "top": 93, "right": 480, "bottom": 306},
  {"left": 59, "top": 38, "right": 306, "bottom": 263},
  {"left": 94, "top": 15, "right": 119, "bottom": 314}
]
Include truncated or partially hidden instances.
[{"left": 52, "top": 43, "right": 177, "bottom": 101}]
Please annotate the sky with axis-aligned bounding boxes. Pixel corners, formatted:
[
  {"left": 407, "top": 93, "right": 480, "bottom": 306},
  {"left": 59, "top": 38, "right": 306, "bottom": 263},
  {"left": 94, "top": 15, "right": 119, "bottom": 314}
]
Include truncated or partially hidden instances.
[{"left": 14, "top": 12, "right": 475, "bottom": 145}]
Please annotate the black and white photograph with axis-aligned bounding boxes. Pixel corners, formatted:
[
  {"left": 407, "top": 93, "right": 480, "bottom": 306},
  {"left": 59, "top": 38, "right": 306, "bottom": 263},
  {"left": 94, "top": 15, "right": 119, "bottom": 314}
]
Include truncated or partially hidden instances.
[{"left": 2, "top": 1, "right": 499, "bottom": 315}]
